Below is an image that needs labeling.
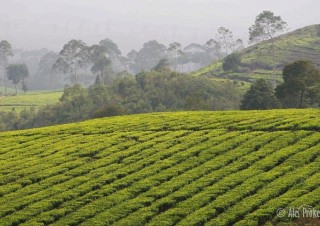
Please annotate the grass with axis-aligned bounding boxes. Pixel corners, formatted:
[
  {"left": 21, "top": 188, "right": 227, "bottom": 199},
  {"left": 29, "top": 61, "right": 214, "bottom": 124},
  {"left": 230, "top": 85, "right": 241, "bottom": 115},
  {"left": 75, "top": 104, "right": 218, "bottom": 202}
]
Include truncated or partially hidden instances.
[
  {"left": 0, "top": 110, "right": 320, "bottom": 225},
  {"left": 0, "top": 91, "right": 62, "bottom": 112}
]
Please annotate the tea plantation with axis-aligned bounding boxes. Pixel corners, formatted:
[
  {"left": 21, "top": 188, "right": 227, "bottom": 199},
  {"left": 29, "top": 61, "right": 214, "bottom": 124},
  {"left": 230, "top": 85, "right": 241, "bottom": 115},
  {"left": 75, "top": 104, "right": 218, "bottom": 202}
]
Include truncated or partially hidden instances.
[{"left": 0, "top": 110, "right": 320, "bottom": 225}]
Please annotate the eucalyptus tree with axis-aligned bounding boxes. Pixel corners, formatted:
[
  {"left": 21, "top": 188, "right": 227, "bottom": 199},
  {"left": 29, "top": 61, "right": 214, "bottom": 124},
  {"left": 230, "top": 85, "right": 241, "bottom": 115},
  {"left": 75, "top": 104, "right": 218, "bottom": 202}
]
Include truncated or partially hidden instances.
[
  {"left": 99, "top": 38, "right": 121, "bottom": 58},
  {"left": 88, "top": 44, "right": 115, "bottom": 85},
  {"left": 217, "top": 27, "right": 234, "bottom": 55},
  {"left": 0, "top": 40, "right": 13, "bottom": 96},
  {"left": 249, "top": 11, "right": 287, "bottom": 86},
  {"left": 91, "top": 56, "right": 113, "bottom": 85},
  {"left": 205, "top": 39, "right": 222, "bottom": 59},
  {"left": 129, "top": 40, "right": 167, "bottom": 73},
  {"left": 99, "top": 38, "right": 127, "bottom": 72},
  {"left": 168, "top": 42, "right": 184, "bottom": 70},
  {"left": 6, "top": 64, "right": 29, "bottom": 95},
  {"left": 53, "top": 40, "right": 87, "bottom": 84}
]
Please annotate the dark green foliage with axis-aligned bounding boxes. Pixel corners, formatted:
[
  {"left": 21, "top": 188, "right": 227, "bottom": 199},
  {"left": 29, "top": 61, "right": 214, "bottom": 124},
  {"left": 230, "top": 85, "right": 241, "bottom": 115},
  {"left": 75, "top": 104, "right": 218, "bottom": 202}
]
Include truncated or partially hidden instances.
[
  {"left": 0, "top": 109, "right": 19, "bottom": 130},
  {"left": 222, "top": 53, "right": 241, "bottom": 72},
  {"left": 275, "top": 60, "right": 320, "bottom": 108},
  {"left": 93, "top": 104, "right": 125, "bottom": 118},
  {"left": 6, "top": 64, "right": 29, "bottom": 95},
  {"left": 0, "top": 69, "right": 241, "bottom": 131},
  {"left": 91, "top": 56, "right": 113, "bottom": 84},
  {"left": 241, "top": 79, "right": 280, "bottom": 110},
  {"left": 153, "top": 59, "right": 170, "bottom": 72}
]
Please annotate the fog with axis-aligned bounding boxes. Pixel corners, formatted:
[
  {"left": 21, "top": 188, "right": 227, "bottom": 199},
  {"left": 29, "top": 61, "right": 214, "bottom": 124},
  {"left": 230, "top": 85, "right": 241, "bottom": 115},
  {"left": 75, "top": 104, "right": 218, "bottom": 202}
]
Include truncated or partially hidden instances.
[{"left": 0, "top": 0, "right": 319, "bottom": 53}]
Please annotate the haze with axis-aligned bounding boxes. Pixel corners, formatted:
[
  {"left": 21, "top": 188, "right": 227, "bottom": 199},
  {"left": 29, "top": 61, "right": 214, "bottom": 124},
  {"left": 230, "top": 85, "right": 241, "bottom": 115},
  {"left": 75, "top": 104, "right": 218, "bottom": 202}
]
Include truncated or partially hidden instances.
[{"left": 0, "top": 0, "right": 319, "bottom": 53}]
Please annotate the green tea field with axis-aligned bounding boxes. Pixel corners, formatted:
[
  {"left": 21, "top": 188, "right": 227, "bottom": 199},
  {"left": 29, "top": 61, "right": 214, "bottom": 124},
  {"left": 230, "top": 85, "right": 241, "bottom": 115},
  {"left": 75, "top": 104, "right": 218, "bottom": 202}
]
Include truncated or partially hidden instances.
[
  {"left": 0, "top": 110, "right": 320, "bottom": 225},
  {"left": 0, "top": 91, "right": 62, "bottom": 112}
]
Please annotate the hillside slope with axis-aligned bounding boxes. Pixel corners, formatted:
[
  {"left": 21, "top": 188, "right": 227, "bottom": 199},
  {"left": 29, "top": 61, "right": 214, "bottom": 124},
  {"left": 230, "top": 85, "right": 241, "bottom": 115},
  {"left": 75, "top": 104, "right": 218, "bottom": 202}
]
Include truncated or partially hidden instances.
[
  {"left": 194, "top": 24, "right": 320, "bottom": 84},
  {"left": 1, "top": 110, "right": 320, "bottom": 225}
]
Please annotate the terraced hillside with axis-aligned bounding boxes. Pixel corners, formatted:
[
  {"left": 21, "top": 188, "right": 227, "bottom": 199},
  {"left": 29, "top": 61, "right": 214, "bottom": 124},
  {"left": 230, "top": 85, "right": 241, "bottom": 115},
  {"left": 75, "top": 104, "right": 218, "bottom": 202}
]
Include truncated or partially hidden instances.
[
  {"left": 194, "top": 24, "right": 320, "bottom": 84},
  {"left": 1, "top": 110, "right": 320, "bottom": 226}
]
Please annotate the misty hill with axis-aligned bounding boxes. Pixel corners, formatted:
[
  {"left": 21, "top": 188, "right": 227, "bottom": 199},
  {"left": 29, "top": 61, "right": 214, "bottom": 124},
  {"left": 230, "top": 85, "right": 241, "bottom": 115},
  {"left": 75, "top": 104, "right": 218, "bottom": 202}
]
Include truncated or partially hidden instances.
[
  {"left": 194, "top": 24, "right": 320, "bottom": 84},
  {"left": 1, "top": 110, "right": 320, "bottom": 225}
]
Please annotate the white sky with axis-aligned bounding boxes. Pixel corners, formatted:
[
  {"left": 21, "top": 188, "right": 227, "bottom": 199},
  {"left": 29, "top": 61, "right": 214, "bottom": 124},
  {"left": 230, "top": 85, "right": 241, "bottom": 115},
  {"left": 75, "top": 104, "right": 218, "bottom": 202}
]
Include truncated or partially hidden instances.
[{"left": 0, "top": 0, "right": 319, "bottom": 54}]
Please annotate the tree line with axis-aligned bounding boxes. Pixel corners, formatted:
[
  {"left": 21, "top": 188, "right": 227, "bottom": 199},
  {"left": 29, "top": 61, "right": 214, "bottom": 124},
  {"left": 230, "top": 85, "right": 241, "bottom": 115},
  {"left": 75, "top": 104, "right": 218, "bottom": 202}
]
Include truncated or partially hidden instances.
[
  {"left": 0, "top": 41, "right": 29, "bottom": 96},
  {"left": 2, "top": 58, "right": 319, "bottom": 132},
  {"left": 0, "top": 62, "right": 240, "bottom": 131},
  {"left": 241, "top": 60, "right": 320, "bottom": 110}
]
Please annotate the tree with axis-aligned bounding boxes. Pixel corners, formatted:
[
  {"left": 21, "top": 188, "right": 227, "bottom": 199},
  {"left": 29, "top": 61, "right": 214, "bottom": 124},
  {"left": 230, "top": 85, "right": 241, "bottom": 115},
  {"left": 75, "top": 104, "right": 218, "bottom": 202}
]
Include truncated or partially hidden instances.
[
  {"left": 0, "top": 40, "right": 13, "bottom": 96},
  {"left": 6, "top": 64, "right": 29, "bottom": 95},
  {"left": 91, "top": 56, "right": 113, "bottom": 85},
  {"left": 88, "top": 44, "right": 113, "bottom": 83},
  {"left": 249, "top": 11, "right": 287, "bottom": 86},
  {"left": 99, "top": 38, "right": 122, "bottom": 58},
  {"left": 53, "top": 40, "right": 87, "bottom": 84},
  {"left": 22, "top": 82, "right": 28, "bottom": 94},
  {"left": 60, "top": 84, "right": 88, "bottom": 110},
  {"left": 234, "top": 39, "right": 244, "bottom": 52},
  {"left": 241, "top": 79, "right": 280, "bottom": 110},
  {"left": 129, "top": 40, "right": 167, "bottom": 73},
  {"left": 168, "top": 42, "right": 183, "bottom": 70},
  {"left": 217, "top": 27, "right": 234, "bottom": 55},
  {"left": 275, "top": 60, "right": 320, "bottom": 108},
  {"left": 222, "top": 53, "right": 241, "bottom": 72},
  {"left": 35, "top": 51, "right": 60, "bottom": 89},
  {"left": 154, "top": 59, "right": 170, "bottom": 72},
  {"left": 98, "top": 38, "right": 127, "bottom": 72},
  {"left": 205, "top": 39, "right": 223, "bottom": 59}
]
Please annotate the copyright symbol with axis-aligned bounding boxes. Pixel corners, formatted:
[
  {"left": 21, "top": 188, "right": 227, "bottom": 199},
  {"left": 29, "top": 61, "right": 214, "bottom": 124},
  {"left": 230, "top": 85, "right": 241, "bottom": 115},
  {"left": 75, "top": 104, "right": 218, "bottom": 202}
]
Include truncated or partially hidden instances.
[{"left": 276, "top": 208, "right": 286, "bottom": 218}]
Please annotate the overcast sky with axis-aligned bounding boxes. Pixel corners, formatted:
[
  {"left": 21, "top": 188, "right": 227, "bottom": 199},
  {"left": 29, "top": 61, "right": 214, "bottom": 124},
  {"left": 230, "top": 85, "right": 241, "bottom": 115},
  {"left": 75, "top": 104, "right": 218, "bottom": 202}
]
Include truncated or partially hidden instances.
[{"left": 0, "top": 0, "right": 319, "bottom": 54}]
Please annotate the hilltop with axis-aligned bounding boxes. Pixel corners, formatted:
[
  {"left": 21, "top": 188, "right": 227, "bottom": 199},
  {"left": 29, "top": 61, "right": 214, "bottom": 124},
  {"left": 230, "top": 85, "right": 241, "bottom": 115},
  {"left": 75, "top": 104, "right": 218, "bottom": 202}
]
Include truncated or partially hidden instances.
[
  {"left": 194, "top": 24, "right": 320, "bottom": 84},
  {"left": 0, "top": 110, "right": 320, "bottom": 225}
]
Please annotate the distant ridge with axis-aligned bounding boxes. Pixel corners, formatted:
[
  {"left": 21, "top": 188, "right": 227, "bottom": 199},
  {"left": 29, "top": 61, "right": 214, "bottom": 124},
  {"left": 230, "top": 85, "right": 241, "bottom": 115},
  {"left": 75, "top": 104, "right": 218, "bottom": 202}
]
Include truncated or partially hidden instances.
[{"left": 194, "top": 24, "right": 320, "bottom": 84}]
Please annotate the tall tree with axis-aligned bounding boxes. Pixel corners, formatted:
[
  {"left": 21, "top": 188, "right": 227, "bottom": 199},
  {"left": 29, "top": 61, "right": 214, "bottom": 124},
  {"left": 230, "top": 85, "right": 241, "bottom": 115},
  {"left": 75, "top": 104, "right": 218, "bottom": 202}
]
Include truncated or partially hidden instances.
[
  {"left": 275, "top": 60, "right": 320, "bottom": 108},
  {"left": 205, "top": 39, "right": 222, "bottom": 58},
  {"left": 99, "top": 38, "right": 127, "bottom": 72},
  {"left": 53, "top": 40, "right": 87, "bottom": 84},
  {"left": 6, "top": 64, "right": 29, "bottom": 95},
  {"left": 88, "top": 44, "right": 113, "bottom": 84},
  {"left": 249, "top": 11, "right": 287, "bottom": 86},
  {"left": 129, "top": 40, "right": 167, "bottom": 73},
  {"left": 91, "top": 56, "right": 113, "bottom": 85},
  {"left": 35, "top": 51, "right": 59, "bottom": 89},
  {"left": 0, "top": 40, "right": 13, "bottom": 96},
  {"left": 217, "top": 27, "right": 234, "bottom": 55},
  {"left": 241, "top": 79, "right": 280, "bottom": 110},
  {"left": 168, "top": 42, "right": 183, "bottom": 70},
  {"left": 99, "top": 38, "right": 121, "bottom": 58},
  {"left": 234, "top": 39, "right": 244, "bottom": 52}
]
